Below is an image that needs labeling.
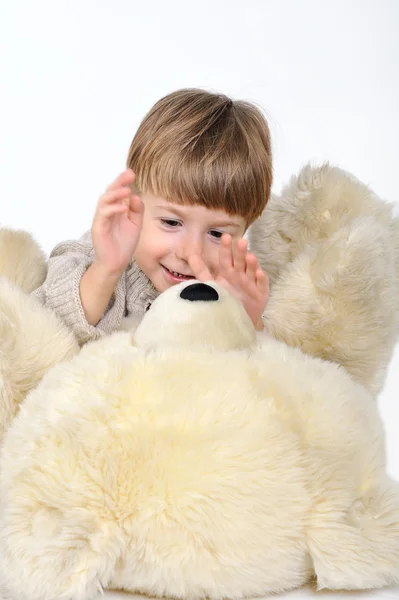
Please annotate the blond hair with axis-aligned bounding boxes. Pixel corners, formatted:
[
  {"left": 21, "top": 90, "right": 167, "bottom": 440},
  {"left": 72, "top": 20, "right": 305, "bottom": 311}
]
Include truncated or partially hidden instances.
[{"left": 127, "top": 88, "right": 273, "bottom": 226}]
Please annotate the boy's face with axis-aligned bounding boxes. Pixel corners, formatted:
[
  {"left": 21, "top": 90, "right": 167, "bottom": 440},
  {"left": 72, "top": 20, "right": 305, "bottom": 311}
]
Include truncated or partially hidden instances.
[{"left": 133, "top": 192, "right": 246, "bottom": 293}]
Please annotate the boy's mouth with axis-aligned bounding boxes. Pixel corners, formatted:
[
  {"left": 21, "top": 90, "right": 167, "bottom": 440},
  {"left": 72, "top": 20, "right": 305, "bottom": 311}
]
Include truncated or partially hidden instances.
[{"left": 161, "top": 265, "right": 195, "bottom": 282}]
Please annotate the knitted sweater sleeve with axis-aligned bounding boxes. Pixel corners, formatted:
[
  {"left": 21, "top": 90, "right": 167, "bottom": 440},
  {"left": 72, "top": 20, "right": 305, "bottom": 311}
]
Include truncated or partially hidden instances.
[{"left": 31, "top": 231, "right": 126, "bottom": 345}]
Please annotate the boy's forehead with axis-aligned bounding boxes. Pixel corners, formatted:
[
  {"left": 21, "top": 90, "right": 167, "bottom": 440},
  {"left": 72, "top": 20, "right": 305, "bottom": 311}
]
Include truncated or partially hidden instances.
[{"left": 142, "top": 192, "right": 245, "bottom": 227}]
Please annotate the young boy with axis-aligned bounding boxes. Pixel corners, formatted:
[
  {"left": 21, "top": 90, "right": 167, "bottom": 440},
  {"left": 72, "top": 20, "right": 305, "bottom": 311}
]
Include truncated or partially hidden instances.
[{"left": 33, "top": 88, "right": 273, "bottom": 345}]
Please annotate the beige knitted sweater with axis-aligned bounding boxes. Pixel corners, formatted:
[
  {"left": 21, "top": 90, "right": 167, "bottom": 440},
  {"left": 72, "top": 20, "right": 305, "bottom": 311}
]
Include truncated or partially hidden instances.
[{"left": 32, "top": 231, "right": 159, "bottom": 345}]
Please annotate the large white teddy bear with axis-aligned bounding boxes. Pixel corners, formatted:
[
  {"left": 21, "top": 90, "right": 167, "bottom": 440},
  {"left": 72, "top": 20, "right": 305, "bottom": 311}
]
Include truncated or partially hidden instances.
[{"left": 0, "top": 163, "right": 398, "bottom": 600}]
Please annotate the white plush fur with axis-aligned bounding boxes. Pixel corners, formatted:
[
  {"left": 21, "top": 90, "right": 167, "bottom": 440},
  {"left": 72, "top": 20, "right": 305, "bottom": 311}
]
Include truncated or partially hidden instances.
[{"left": 0, "top": 163, "right": 398, "bottom": 599}]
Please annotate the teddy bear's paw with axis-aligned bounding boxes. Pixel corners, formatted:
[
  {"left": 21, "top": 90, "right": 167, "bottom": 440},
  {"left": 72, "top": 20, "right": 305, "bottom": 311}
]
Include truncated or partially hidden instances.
[
  {"left": 310, "top": 215, "right": 395, "bottom": 298},
  {"left": 311, "top": 481, "right": 399, "bottom": 591},
  {"left": 264, "top": 215, "right": 397, "bottom": 395},
  {"left": 285, "top": 163, "right": 395, "bottom": 244},
  {"left": 0, "top": 227, "right": 47, "bottom": 293},
  {"left": 310, "top": 216, "right": 397, "bottom": 394},
  {"left": 248, "top": 163, "right": 396, "bottom": 285},
  {"left": 0, "top": 506, "right": 123, "bottom": 600}
]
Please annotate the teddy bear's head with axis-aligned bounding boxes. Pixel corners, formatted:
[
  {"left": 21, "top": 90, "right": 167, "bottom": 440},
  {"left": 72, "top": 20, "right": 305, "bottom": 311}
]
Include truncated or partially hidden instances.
[{"left": 133, "top": 280, "right": 256, "bottom": 351}]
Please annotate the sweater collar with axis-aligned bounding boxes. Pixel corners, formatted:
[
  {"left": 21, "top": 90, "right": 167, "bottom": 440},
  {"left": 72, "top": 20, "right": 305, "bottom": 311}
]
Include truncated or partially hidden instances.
[{"left": 125, "top": 259, "right": 159, "bottom": 314}]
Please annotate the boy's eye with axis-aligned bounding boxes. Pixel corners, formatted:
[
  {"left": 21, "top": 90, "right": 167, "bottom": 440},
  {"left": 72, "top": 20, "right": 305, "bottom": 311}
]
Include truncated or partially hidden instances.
[
  {"left": 161, "top": 219, "right": 181, "bottom": 228},
  {"left": 209, "top": 230, "right": 223, "bottom": 239}
]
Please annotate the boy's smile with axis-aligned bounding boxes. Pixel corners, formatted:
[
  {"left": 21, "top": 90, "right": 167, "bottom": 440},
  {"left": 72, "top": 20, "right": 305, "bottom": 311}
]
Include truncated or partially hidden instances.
[
  {"left": 160, "top": 265, "right": 195, "bottom": 283},
  {"left": 133, "top": 192, "right": 246, "bottom": 293}
]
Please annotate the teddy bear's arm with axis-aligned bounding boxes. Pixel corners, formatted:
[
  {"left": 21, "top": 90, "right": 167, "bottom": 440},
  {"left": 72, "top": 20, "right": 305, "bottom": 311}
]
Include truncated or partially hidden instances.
[
  {"left": 263, "top": 216, "right": 398, "bottom": 397},
  {"left": 0, "top": 278, "right": 79, "bottom": 440}
]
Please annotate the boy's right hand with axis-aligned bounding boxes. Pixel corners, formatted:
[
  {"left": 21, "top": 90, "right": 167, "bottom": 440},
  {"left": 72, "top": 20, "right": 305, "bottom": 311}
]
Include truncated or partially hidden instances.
[{"left": 91, "top": 169, "right": 143, "bottom": 276}]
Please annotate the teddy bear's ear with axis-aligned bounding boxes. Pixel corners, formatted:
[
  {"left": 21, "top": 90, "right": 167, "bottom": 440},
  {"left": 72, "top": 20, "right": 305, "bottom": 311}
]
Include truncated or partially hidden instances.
[{"left": 0, "top": 228, "right": 47, "bottom": 293}]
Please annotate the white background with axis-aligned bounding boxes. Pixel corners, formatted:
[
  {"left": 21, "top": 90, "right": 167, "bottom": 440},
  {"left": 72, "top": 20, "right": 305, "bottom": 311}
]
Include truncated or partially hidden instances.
[{"left": 1, "top": 1, "right": 398, "bottom": 598}]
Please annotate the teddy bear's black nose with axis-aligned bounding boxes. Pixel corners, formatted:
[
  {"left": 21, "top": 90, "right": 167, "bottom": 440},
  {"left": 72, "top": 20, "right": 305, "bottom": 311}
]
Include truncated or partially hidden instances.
[{"left": 179, "top": 283, "right": 219, "bottom": 302}]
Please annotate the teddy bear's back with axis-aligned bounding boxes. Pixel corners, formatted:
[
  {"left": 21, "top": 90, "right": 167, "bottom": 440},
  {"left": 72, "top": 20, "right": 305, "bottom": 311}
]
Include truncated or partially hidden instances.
[{"left": 0, "top": 339, "right": 314, "bottom": 597}]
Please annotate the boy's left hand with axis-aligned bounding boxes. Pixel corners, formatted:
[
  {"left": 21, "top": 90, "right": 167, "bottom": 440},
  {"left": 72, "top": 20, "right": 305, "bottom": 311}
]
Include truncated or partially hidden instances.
[{"left": 189, "top": 234, "right": 269, "bottom": 330}]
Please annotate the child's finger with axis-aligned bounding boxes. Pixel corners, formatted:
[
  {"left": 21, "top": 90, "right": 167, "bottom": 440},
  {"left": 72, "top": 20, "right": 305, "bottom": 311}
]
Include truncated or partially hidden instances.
[
  {"left": 219, "top": 234, "right": 234, "bottom": 275},
  {"left": 106, "top": 169, "right": 135, "bottom": 192},
  {"left": 128, "top": 196, "right": 144, "bottom": 225},
  {"left": 188, "top": 254, "right": 212, "bottom": 282},
  {"left": 97, "top": 203, "right": 128, "bottom": 220},
  {"left": 129, "top": 195, "right": 144, "bottom": 214},
  {"left": 233, "top": 238, "right": 248, "bottom": 273},
  {"left": 245, "top": 253, "right": 257, "bottom": 282},
  {"left": 100, "top": 187, "right": 132, "bottom": 206},
  {"left": 256, "top": 268, "right": 269, "bottom": 296},
  {"left": 237, "top": 272, "right": 256, "bottom": 298}
]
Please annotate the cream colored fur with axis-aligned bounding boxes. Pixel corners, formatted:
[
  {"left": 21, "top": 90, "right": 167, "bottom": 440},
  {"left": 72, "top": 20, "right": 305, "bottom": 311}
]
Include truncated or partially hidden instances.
[
  {"left": 249, "top": 163, "right": 399, "bottom": 396},
  {"left": 0, "top": 228, "right": 47, "bottom": 293},
  {"left": 0, "top": 232, "right": 79, "bottom": 439},
  {"left": 0, "top": 163, "right": 398, "bottom": 599}
]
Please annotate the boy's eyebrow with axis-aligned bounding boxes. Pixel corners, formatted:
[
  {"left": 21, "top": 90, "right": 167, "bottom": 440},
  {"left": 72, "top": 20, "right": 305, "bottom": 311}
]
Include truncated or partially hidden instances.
[
  {"left": 155, "top": 204, "right": 186, "bottom": 216},
  {"left": 212, "top": 221, "right": 241, "bottom": 229},
  {"left": 155, "top": 204, "right": 241, "bottom": 228}
]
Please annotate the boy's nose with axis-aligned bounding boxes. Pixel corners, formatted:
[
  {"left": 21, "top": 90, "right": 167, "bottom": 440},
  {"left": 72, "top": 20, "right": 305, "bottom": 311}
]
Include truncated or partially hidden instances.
[
  {"left": 175, "top": 234, "right": 203, "bottom": 261},
  {"left": 180, "top": 283, "right": 219, "bottom": 302}
]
